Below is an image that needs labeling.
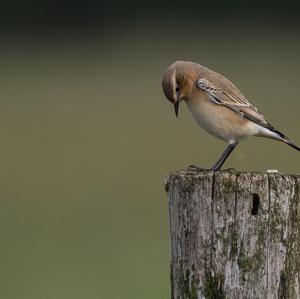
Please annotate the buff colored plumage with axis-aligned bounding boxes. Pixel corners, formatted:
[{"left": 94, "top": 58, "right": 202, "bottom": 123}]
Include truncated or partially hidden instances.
[{"left": 162, "top": 61, "right": 300, "bottom": 170}]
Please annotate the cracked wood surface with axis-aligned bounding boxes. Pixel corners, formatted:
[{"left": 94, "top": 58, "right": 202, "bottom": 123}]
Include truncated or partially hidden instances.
[{"left": 165, "top": 169, "right": 300, "bottom": 299}]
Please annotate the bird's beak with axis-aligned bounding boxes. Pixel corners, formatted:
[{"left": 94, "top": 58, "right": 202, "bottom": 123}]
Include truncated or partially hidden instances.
[{"left": 174, "top": 101, "right": 179, "bottom": 118}]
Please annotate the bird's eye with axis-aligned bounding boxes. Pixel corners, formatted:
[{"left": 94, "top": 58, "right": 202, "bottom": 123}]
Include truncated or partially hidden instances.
[{"left": 176, "top": 86, "right": 180, "bottom": 92}]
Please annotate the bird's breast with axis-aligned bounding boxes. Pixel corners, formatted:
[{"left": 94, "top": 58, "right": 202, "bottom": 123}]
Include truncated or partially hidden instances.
[{"left": 185, "top": 94, "right": 253, "bottom": 143}]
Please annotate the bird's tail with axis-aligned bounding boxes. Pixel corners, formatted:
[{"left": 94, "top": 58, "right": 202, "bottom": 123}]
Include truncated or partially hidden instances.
[
  {"left": 273, "top": 129, "right": 300, "bottom": 152},
  {"left": 283, "top": 138, "right": 300, "bottom": 152}
]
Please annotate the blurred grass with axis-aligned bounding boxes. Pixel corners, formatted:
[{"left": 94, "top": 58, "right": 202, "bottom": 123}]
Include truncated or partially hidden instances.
[{"left": 0, "top": 24, "right": 299, "bottom": 298}]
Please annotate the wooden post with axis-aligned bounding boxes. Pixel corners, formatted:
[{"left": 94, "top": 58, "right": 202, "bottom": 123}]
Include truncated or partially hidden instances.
[{"left": 165, "top": 169, "right": 300, "bottom": 299}]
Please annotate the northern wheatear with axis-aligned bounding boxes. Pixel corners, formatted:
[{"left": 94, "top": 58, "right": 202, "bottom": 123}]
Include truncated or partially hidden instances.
[{"left": 162, "top": 61, "right": 300, "bottom": 171}]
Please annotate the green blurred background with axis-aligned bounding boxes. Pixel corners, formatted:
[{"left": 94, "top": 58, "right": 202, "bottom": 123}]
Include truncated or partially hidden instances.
[{"left": 1, "top": 1, "right": 300, "bottom": 298}]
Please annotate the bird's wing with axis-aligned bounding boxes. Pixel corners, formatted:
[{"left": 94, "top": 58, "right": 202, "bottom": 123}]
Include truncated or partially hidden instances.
[{"left": 197, "top": 78, "right": 273, "bottom": 130}]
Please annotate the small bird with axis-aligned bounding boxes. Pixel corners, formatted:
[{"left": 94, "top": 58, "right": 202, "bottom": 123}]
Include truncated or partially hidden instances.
[{"left": 162, "top": 61, "right": 300, "bottom": 171}]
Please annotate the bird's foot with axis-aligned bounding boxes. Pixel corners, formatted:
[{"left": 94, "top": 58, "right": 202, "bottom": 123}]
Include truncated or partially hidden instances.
[
  {"left": 224, "top": 167, "right": 236, "bottom": 172},
  {"left": 211, "top": 166, "right": 220, "bottom": 171},
  {"left": 188, "top": 165, "right": 207, "bottom": 172},
  {"left": 211, "top": 167, "right": 236, "bottom": 172}
]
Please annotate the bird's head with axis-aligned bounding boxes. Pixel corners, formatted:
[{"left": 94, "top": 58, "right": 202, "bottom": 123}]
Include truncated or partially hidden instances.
[{"left": 162, "top": 61, "right": 197, "bottom": 117}]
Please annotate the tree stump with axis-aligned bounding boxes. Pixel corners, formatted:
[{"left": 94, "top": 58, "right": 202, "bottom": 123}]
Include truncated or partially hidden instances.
[{"left": 165, "top": 169, "right": 300, "bottom": 299}]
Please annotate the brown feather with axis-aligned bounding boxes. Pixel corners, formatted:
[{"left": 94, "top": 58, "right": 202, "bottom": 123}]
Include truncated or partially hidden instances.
[{"left": 162, "top": 65, "right": 176, "bottom": 103}]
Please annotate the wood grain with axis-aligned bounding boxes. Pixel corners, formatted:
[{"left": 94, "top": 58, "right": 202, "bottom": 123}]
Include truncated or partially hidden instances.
[{"left": 165, "top": 169, "right": 300, "bottom": 299}]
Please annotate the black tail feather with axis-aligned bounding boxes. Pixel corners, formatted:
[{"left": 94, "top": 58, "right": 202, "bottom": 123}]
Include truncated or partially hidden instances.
[
  {"left": 268, "top": 126, "right": 300, "bottom": 152},
  {"left": 284, "top": 139, "right": 300, "bottom": 152},
  {"left": 274, "top": 129, "right": 300, "bottom": 152}
]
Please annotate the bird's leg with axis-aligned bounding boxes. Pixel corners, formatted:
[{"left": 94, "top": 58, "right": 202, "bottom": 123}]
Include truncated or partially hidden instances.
[{"left": 211, "top": 143, "right": 238, "bottom": 171}]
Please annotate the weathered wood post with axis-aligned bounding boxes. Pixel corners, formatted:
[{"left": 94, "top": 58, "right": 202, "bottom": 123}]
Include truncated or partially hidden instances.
[{"left": 165, "top": 168, "right": 300, "bottom": 299}]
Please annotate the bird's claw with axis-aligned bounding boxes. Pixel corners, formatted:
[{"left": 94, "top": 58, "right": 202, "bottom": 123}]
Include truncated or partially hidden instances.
[
  {"left": 223, "top": 167, "right": 236, "bottom": 172},
  {"left": 211, "top": 167, "right": 236, "bottom": 172},
  {"left": 188, "top": 165, "right": 207, "bottom": 171}
]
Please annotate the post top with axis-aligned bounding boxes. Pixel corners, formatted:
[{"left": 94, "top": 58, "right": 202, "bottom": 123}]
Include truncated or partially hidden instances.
[{"left": 164, "top": 166, "right": 300, "bottom": 193}]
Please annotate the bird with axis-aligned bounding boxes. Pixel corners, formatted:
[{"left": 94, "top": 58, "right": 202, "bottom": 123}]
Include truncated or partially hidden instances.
[{"left": 162, "top": 60, "right": 300, "bottom": 171}]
